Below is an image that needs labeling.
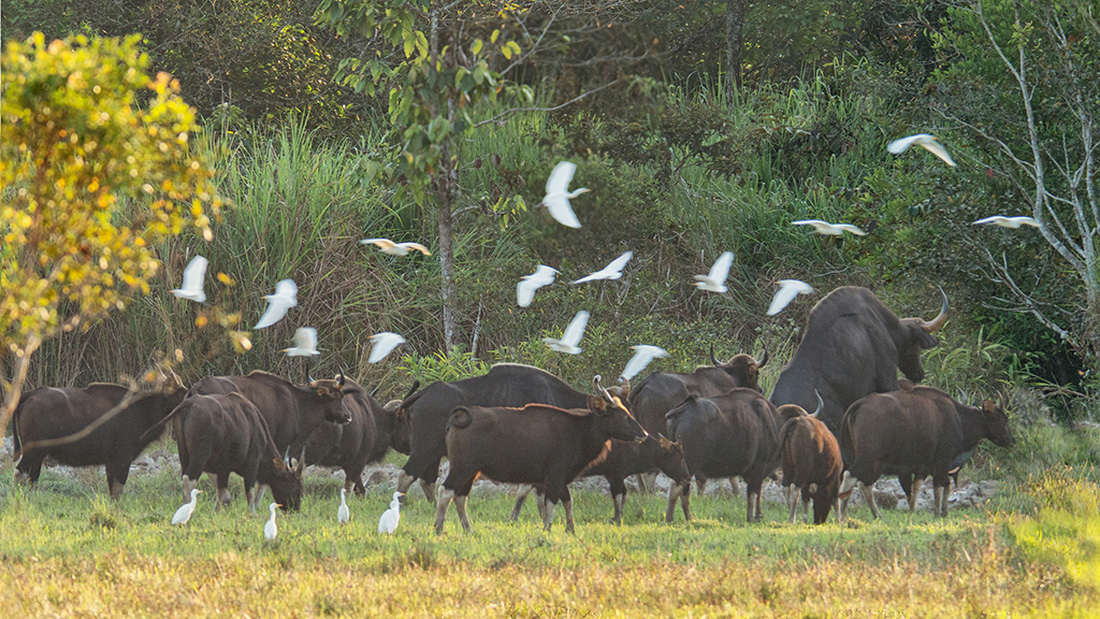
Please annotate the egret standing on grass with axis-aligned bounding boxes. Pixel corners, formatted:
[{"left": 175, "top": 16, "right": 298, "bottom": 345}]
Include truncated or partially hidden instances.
[
  {"left": 368, "top": 332, "right": 406, "bottom": 363},
  {"left": 767, "top": 280, "right": 814, "bottom": 316},
  {"left": 541, "top": 161, "right": 589, "bottom": 229},
  {"left": 264, "top": 503, "right": 281, "bottom": 541},
  {"left": 572, "top": 251, "right": 633, "bottom": 284},
  {"left": 359, "top": 238, "right": 432, "bottom": 256},
  {"left": 692, "top": 251, "right": 734, "bottom": 293},
  {"left": 517, "top": 265, "right": 560, "bottom": 307},
  {"left": 542, "top": 310, "right": 590, "bottom": 355},
  {"left": 172, "top": 488, "right": 202, "bottom": 525},
  {"left": 171, "top": 255, "right": 208, "bottom": 303},
  {"left": 887, "top": 134, "right": 957, "bottom": 167},
  {"left": 791, "top": 220, "right": 867, "bottom": 236},
  {"left": 337, "top": 488, "right": 350, "bottom": 525},
  {"left": 254, "top": 279, "right": 298, "bottom": 329},
  {"left": 378, "top": 491, "right": 403, "bottom": 534}
]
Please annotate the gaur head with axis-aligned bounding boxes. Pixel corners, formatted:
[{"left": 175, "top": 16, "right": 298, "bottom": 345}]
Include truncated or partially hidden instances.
[
  {"left": 656, "top": 434, "right": 690, "bottom": 484},
  {"left": 384, "top": 399, "right": 412, "bottom": 455},
  {"left": 980, "top": 400, "right": 1015, "bottom": 448},
  {"left": 895, "top": 287, "right": 949, "bottom": 383},
  {"left": 711, "top": 344, "right": 767, "bottom": 393},
  {"left": 308, "top": 373, "right": 351, "bottom": 424},
  {"left": 268, "top": 448, "right": 306, "bottom": 512},
  {"left": 590, "top": 375, "right": 648, "bottom": 443}
]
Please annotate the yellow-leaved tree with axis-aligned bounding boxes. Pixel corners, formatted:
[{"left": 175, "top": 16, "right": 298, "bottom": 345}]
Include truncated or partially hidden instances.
[{"left": 0, "top": 32, "right": 224, "bottom": 431}]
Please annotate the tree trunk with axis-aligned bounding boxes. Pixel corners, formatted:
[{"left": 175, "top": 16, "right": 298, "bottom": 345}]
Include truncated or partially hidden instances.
[
  {"left": 437, "top": 162, "right": 459, "bottom": 351},
  {"left": 725, "top": 0, "right": 748, "bottom": 100}
]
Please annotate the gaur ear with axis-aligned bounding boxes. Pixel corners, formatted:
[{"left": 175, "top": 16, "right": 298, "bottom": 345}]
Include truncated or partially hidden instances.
[
  {"left": 658, "top": 434, "right": 672, "bottom": 450},
  {"left": 588, "top": 395, "right": 608, "bottom": 412},
  {"left": 982, "top": 400, "right": 999, "bottom": 416},
  {"left": 273, "top": 457, "right": 289, "bottom": 473}
]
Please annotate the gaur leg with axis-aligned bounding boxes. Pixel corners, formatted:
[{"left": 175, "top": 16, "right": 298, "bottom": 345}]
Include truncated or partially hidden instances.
[
  {"left": 608, "top": 476, "right": 627, "bottom": 525},
  {"left": 106, "top": 461, "right": 130, "bottom": 500},
  {"left": 398, "top": 453, "right": 442, "bottom": 502},
  {"left": 454, "top": 493, "right": 471, "bottom": 532},
  {"left": 801, "top": 487, "right": 812, "bottom": 524},
  {"left": 729, "top": 476, "right": 740, "bottom": 496},
  {"left": 934, "top": 485, "right": 947, "bottom": 517},
  {"left": 419, "top": 477, "right": 437, "bottom": 505},
  {"left": 696, "top": 474, "right": 708, "bottom": 495},
  {"left": 562, "top": 487, "right": 575, "bottom": 534},
  {"left": 396, "top": 470, "right": 417, "bottom": 499},
  {"left": 542, "top": 484, "right": 565, "bottom": 532},
  {"left": 666, "top": 481, "right": 691, "bottom": 523},
  {"left": 833, "top": 497, "right": 844, "bottom": 523},
  {"left": 434, "top": 487, "right": 454, "bottom": 534},
  {"left": 535, "top": 489, "right": 549, "bottom": 523},
  {"left": 908, "top": 477, "right": 923, "bottom": 513},
  {"left": 859, "top": 482, "right": 880, "bottom": 519},
  {"left": 181, "top": 475, "right": 200, "bottom": 502},
  {"left": 786, "top": 485, "right": 799, "bottom": 523},
  {"left": 746, "top": 484, "right": 761, "bottom": 523},
  {"left": 511, "top": 484, "right": 537, "bottom": 521},
  {"left": 216, "top": 473, "right": 232, "bottom": 511}
]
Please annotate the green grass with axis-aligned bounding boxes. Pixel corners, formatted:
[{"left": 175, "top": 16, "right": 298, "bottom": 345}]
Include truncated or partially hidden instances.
[{"left": 1, "top": 448, "right": 1097, "bottom": 617}]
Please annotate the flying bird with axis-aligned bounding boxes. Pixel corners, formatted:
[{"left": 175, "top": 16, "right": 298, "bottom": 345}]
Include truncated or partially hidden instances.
[
  {"left": 541, "top": 161, "right": 588, "bottom": 229},
  {"left": 359, "top": 238, "right": 432, "bottom": 256},
  {"left": 254, "top": 279, "right": 298, "bottom": 329},
  {"left": 692, "top": 251, "right": 735, "bottom": 293},
  {"left": 571, "top": 251, "right": 633, "bottom": 284},
  {"left": 171, "top": 488, "right": 202, "bottom": 525},
  {"left": 284, "top": 327, "right": 320, "bottom": 357},
  {"left": 378, "top": 491, "right": 403, "bottom": 535},
  {"left": 337, "top": 488, "right": 350, "bottom": 525},
  {"left": 368, "top": 332, "right": 406, "bottom": 363},
  {"left": 542, "top": 310, "right": 590, "bottom": 355},
  {"left": 791, "top": 220, "right": 867, "bottom": 236},
  {"left": 264, "top": 502, "right": 281, "bottom": 541},
  {"left": 767, "top": 279, "right": 814, "bottom": 316},
  {"left": 517, "top": 265, "right": 560, "bottom": 307},
  {"left": 171, "top": 255, "right": 208, "bottom": 303},
  {"left": 887, "top": 133, "right": 957, "bottom": 167},
  {"left": 972, "top": 215, "right": 1041, "bottom": 229},
  {"left": 620, "top": 345, "right": 670, "bottom": 381}
]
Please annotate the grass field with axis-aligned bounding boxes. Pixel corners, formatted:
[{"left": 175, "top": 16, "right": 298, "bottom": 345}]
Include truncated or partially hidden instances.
[{"left": 1, "top": 448, "right": 1097, "bottom": 618}]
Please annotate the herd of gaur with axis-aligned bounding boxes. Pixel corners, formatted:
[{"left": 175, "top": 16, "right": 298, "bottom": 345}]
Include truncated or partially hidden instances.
[{"left": 10, "top": 285, "right": 1016, "bottom": 532}]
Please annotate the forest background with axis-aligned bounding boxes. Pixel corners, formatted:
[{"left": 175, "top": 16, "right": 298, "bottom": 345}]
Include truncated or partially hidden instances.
[{"left": 2, "top": 0, "right": 1098, "bottom": 417}]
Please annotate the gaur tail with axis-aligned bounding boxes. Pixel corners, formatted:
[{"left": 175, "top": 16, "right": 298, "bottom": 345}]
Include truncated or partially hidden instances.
[
  {"left": 395, "top": 382, "right": 424, "bottom": 419},
  {"left": 11, "top": 398, "right": 26, "bottom": 466},
  {"left": 138, "top": 398, "right": 190, "bottom": 443},
  {"left": 448, "top": 406, "right": 473, "bottom": 429}
]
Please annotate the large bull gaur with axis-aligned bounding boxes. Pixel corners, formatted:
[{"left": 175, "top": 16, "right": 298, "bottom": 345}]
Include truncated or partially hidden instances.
[
  {"left": 434, "top": 376, "right": 648, "bottom": 534},
  {"left": 770, "top": 286, "right": 949, "bottom": 435}
]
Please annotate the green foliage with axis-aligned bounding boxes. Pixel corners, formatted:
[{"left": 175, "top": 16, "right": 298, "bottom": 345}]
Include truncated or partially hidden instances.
[{"left": 1, "top": 32, "right": 222, "bottom": 353}]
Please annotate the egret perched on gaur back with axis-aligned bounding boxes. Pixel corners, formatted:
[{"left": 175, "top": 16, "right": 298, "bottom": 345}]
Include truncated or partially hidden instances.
[
  {"left": 887, "top": 133, "right": 957, "bottom": 167},
  {"left": 620, "top": 345, "right": 670, "bottom": 381},
  {"left": 337, "top": 488, "right": 350, "bottom": 525},
  {"left": 254, "top": 279, "right": 298, "bottom": 329},
  {"left": 360, "top": 238, "right": 432, "bottom": 256},
  {"left": 692, "top": 251, "right": 734, "bottom": 293},
  {"left": 171, "top": 255, "right": 208, "bottom": 303},
  {"left": 791, "top": 220, "right": 867, "bottom": 236},
  {"left": 368, "top": 332, "right": 405, "bottom": 363},
  {"left": 172, "top": 488, "right": 202, "bottom": 525},
  {"left": 517, "top": 265, "right": 559, "bottom": 307},
  {"left": 378, "top": 491, "right": 403, "bottom": 534},
  {"left": 542, "top": 310, "right": 590, "bottom": 355},
  {"left": 972, "top": 215, "right": 1041, "bottom": 229},
  {"left": 541, "top": 161, "right": 589, "bottom": 228},
  {"left": 767, "top": 280, "right": 814, "bottom": 316},
  {"left": 264, "top": 502, "right": 281, "bottom": 541},
  {"left": 284, "top": 327, "right": 320, "bottom": 357},
  {"left": 572, "top": 251, "right": 633, "bottom": 284}
]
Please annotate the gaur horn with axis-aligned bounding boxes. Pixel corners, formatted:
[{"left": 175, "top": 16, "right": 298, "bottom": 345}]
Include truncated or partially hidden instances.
[
  {"left": 757, "top": 345, "right": 768, "bottom": 369},
  {"left": 283, "top": 446, "right": 292, "bottom": 467},
  {"left": 337, "top": 369, "right": 346, "bottom": 387},
  {"left": 593, "top": 375, "right": 613, "bottom": 401},
  {"left": 710, "top": 343, "right": 721, "bottom": 366},
  {"left": 920, "top": 286, "right": 950, "bottom": 333},
  {"left": 811, "top": 389, "right": 824, "bottom": 418},
  {"left": 295, "top": 446, "right": 307, "bottom": 473}
]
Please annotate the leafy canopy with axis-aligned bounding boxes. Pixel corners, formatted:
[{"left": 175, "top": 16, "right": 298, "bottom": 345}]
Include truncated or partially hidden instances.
[{"left": 1, "top": 32, "right": 224, "bottom": 355}]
